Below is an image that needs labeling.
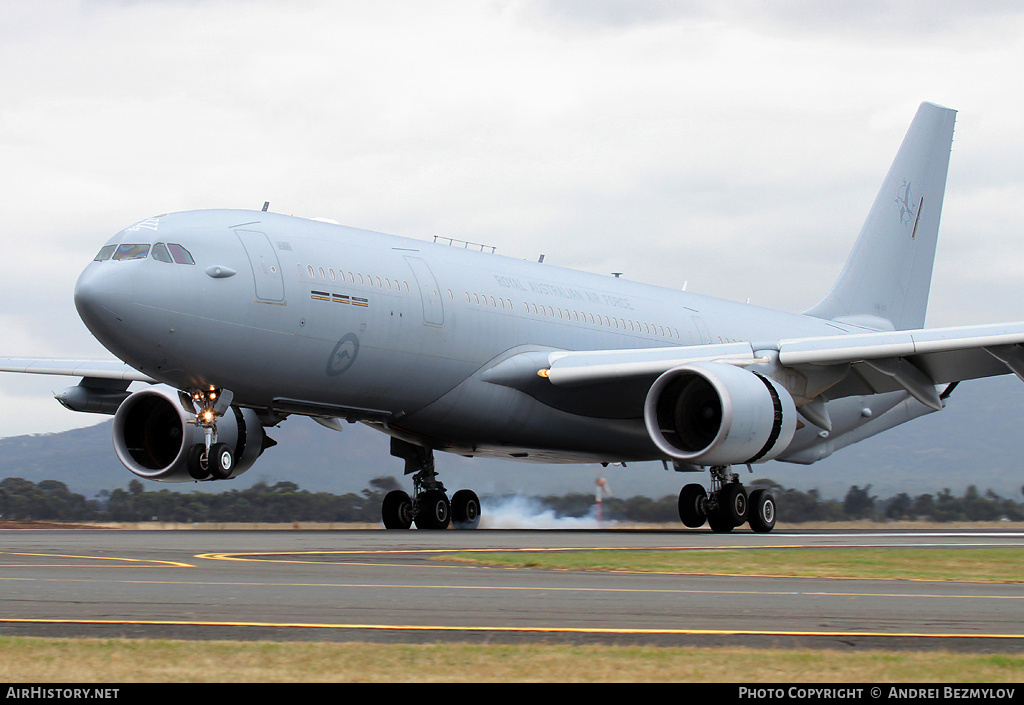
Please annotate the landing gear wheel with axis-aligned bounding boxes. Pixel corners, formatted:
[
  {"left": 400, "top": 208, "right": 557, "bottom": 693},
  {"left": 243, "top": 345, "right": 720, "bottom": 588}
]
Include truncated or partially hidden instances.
[
  {"left": 452, "top": 489, "right": 481, "bottom": 530},
  {"left": 187, "top": 444, "right": 211, "bottom": 480},
  {"left": 719, "top": 483, "right": 748, "bottom": 526},
  {"left": 747, "top": 489, "right": 776, "bottom": 533},
  {"left": 707, "top": 508, "right": 735, "bottom": 533},
  {"left": 209, "top": 442, "right": 234, "bottom": 480},
  {"left": 415, "top": 489, "right": 451, "bottom": 530},
  {"left": 678, "top": 484, "right": 708, "bottom": 528},
  {"left": 382, "top": 490, "right": 414, "bottom": 530}
]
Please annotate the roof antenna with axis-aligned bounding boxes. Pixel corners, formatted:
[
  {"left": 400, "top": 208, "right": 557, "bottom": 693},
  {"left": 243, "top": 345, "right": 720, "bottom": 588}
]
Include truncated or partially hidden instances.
[
  {"left": 262, "top": 201, "right": 270, "bottom": 212},
  {"left": 612, "top": 272, "right": 622, "bottom": 278}
]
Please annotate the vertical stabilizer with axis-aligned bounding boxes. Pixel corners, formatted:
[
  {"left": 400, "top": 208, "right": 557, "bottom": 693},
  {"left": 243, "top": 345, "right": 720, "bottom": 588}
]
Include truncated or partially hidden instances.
[{"left": 806, "top": 102, "right": 956, "bottom": 330}]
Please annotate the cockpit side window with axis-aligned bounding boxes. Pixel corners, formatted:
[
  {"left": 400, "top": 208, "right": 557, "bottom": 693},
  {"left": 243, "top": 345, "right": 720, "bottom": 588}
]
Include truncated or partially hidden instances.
[
  {"left": 112, "top": 244, "right": 151, "bottom": 261},
  {"left": 167, "top": 243, "right": 195, "bottom": 265},
  {"left": 94, "top": 245, "right": 117, "bottom": 261},
  {"left": 151, "top": 243, "right": 174, "bottom": 263}
]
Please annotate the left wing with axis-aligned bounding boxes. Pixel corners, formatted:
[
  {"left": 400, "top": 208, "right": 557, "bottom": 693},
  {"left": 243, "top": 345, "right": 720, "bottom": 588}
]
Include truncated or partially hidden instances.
[{"left": 484, "top": 322, "right": 1024, "bottom": 414}]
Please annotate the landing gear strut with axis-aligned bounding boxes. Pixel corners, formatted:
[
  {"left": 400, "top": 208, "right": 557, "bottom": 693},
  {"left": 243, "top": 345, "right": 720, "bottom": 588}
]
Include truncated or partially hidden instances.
[
  {"left": 185, "top": 387, "right": 234, "bottom": 480},
  {"left": 382, "top": 439, "right": 482, "bottom": 530},
  {"left": 677, "top": 466, "right": 776, "bottom": 533}
]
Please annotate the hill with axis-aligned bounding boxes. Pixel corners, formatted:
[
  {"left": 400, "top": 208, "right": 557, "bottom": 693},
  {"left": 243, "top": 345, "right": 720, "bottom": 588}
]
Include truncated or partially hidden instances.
[{"left": 1, "top": 376, "right": 1022, "bottom": 502}]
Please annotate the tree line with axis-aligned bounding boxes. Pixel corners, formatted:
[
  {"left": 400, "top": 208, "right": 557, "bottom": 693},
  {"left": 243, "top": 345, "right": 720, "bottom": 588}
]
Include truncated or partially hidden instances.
[{"left": 0, "top": 475, "right": 1022, "bottom": 524}]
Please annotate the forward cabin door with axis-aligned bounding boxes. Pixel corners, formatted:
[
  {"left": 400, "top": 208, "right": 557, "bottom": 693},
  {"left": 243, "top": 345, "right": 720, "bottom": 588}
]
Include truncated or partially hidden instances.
[{"left": 236, "top": 230, "right": 286, "bottom": 304}]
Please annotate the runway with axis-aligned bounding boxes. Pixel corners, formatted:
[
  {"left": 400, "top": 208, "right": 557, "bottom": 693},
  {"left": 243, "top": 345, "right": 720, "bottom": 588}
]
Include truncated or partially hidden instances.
[{"left": 1, "top": 528, "right": 1022, "bottom": 650}]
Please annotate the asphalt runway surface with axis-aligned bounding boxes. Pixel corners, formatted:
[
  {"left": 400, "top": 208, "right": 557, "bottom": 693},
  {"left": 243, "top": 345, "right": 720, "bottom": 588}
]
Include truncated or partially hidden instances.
[{"left": 1, "top": 528, "right": 1022, "bottom": 650}]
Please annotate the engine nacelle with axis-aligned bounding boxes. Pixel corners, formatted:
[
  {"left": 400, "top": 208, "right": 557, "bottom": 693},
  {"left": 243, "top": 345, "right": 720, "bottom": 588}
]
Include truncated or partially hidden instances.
[
  {"left": 643, "top": 361, "right": 797, "bottom": 466},
  {"left": 112, "top": 386, "right": 267, "bottom": 482}
]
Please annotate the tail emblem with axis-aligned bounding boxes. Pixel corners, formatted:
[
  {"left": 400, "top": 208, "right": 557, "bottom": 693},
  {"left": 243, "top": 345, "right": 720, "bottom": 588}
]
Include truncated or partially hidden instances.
[{"left": 895, "top": 181, "right": 924, "bottom": 238}]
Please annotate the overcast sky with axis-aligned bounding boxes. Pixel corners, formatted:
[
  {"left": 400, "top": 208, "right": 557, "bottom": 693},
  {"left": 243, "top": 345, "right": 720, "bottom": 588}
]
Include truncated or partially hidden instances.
[{"left": 3, "top": 0, "right": 1024, "bottom": 439}]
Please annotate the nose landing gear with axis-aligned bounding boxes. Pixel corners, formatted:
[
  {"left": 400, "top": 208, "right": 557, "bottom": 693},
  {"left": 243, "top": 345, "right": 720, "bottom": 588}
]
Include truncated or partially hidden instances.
[{"left": 184, "top": 387, "right": 234, "bottom": 481}]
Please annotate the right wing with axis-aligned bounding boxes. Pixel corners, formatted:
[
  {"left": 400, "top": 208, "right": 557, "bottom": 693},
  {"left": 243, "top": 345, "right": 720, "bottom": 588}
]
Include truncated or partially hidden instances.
[{"left": 0, "top": 357, "right": 157, "bottom": 382}]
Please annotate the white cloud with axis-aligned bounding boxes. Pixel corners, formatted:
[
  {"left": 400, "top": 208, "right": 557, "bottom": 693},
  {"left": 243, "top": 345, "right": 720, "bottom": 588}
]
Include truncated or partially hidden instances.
[{"left": 3, "top": 0, "right": 1024, "bottom": 439}]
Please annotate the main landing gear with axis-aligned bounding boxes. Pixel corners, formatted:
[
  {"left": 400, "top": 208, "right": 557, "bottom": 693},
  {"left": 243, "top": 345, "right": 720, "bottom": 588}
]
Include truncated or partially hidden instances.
[
  {"left": 677, "top": 466, "right": 776, "bottom": 533},
  {"left": 381, "top": 439, "right": 481, "bottom": 530}
]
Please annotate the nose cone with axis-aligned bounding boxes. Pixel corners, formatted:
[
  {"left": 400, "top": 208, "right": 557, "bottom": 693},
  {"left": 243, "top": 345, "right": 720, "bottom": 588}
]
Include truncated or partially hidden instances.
[{"left": 74, "top": 262, "right": 135, "bottom": 352}]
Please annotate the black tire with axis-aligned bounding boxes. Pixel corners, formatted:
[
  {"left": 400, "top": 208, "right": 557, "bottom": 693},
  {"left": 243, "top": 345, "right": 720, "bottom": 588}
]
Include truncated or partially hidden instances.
[
  {"left": 381, "top": 490, "right": 413, "bottom": 530},
  {"left": 209, "top": 442, "right": 234, "bottom": 480},
  {"left": 677, "top": 484, "right": 708, "bottom": 528},
  {"left": 707, "top": 508, "right": 735, "bottom": 533},
  {"left": 747, "top": 489, "right": 776, "bottom": 533},
  {"left": 187, "top": 444, "right": 211, "bottom": 480},
  {"left": 452, "top": 489, "right": 481, "bottom": 530},
  {"left": 414, "top": 489, "right": 451, "bottom": 530},
  {"left": 719, "top": 483, "right": 748, "bottom": 526}
]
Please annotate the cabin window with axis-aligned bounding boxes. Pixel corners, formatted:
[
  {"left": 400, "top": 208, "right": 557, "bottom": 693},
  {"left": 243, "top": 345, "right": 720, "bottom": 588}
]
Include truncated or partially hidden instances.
[
  {"left": 151, "top": 243, "right": 174, "bottom": 263},
  {"left": 93, "top": 245, "right": 116, "bottom": 261},
  {"left": 112, "top": 243, "right": 150, "bottom": 261}
]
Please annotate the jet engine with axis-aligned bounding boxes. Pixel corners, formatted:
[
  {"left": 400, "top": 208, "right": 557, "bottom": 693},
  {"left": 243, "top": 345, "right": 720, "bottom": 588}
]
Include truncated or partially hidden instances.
[
  {"left": 643, "top": 361, "right": 797, "bottom": 466},
  {"left": 111, "top": 385, "right": 268, "bottom": 482}
]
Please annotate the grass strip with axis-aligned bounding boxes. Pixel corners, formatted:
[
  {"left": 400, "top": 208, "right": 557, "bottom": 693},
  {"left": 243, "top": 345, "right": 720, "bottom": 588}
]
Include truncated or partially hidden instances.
[
  {"left": 0, "top": 637, "right": 1021, "bottom": 682},
  {"left": 442, "top": 547, "right": 1024, "bottom": 582}
]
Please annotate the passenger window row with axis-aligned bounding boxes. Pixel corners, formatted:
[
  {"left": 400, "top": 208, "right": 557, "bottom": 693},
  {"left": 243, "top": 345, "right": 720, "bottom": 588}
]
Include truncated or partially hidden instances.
[
  {"left": 299, "top": 264, "right": 410, "bottom": 293},
  {"left": 461, "top": 289, "right": 680, "bottom": 340}
]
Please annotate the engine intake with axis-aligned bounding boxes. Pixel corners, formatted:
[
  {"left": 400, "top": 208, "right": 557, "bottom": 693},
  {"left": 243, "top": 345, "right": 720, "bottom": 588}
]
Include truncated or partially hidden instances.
[
  {"left": 643, "top": 362, "right": 796, "bottom": 466},
  {"left": 112, "top": 386, "right": 267, "bottom": 482}
]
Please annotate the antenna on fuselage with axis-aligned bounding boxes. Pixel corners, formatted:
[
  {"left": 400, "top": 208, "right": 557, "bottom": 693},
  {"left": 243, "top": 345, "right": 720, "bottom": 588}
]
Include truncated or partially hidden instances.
[
  {"left": 262, "top": 201, "right": 270, "bottom": 212},
  {"left": 538, "top": 254, "right": 545, "bottom": 263}
]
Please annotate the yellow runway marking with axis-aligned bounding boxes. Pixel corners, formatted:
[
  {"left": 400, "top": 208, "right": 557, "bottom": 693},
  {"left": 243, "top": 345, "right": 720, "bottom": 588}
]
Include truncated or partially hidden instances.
[
  {"left": 0, "top": 617, "right": 1020, "bottom": 641},
  {"left": 0, "top": 552, "right": 194, "bottom": 568}
]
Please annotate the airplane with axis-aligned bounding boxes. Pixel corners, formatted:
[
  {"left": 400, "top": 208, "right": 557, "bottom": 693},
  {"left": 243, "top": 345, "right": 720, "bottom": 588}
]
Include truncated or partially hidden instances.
[{"left": 3, "top": 101, "right": 1024, "bottom": 533}]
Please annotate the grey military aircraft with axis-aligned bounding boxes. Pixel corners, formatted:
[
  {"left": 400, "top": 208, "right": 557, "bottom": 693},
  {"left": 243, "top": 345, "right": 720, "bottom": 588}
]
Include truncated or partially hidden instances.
[{"left": 3, "top": 102, "right": 1023, "bottom": 532}]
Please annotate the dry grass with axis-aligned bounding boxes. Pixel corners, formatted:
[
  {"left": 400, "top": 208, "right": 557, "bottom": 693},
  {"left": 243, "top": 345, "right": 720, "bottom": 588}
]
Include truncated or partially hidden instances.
[{"left": 0, "top": 637, "right": 1021, "bottom": 683}]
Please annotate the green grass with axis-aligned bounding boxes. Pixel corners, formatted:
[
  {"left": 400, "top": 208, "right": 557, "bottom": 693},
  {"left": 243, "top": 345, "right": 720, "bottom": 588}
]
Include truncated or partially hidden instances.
[{"left": 442, "top": 547, "right": 1024, "bottom": 582}]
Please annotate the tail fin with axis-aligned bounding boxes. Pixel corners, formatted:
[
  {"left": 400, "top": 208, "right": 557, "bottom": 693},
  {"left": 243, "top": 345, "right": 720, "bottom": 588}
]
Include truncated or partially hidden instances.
[{"left": 805, "top": 102, "right": 957, "bottom": 331}]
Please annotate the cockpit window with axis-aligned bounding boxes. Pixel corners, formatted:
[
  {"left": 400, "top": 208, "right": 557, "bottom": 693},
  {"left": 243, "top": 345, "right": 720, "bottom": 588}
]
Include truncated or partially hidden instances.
[
  {"left": 151, "top": 243, "right": 174, "bottom": 263},
  {"left": 167, "top": 243, "right": 195, "bottom": 265},
  {"left": 94, "top": 245, "right": 117, "bottom": 261},
  {"left": 112, "top": 244, "right": 151, "bottom": 261}
]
